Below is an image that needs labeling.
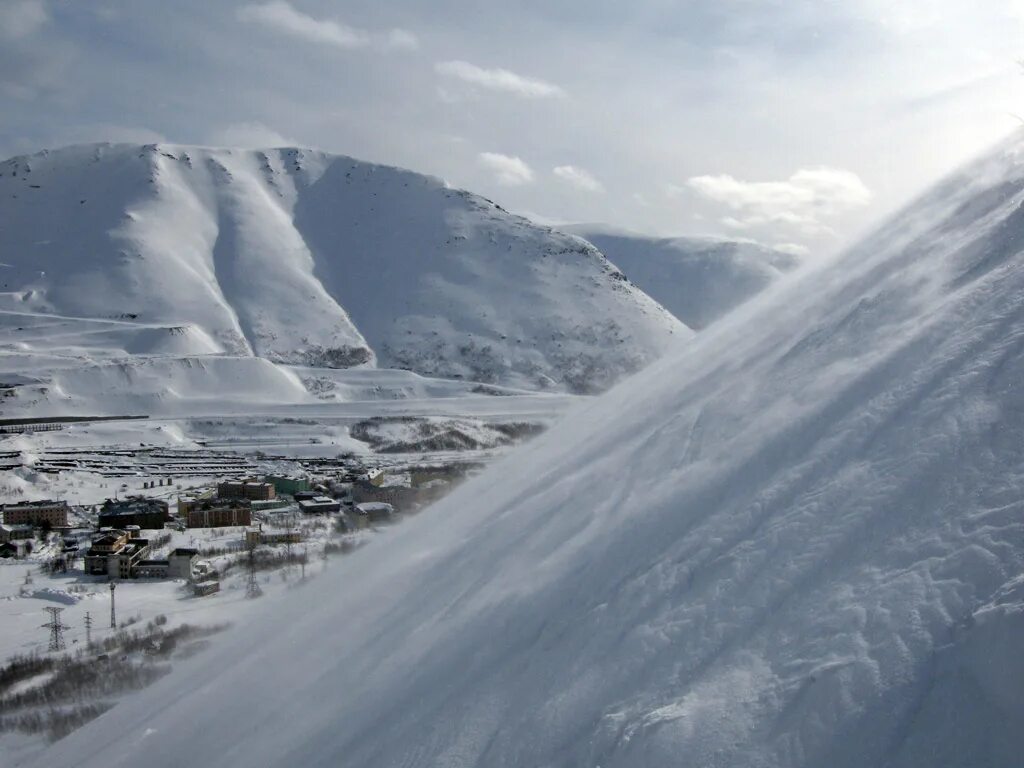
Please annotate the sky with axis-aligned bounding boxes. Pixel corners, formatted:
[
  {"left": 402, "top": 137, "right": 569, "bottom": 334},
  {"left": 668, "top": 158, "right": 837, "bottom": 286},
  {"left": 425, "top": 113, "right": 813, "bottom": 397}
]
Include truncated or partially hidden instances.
[{"left": 1, "top": 0, "right": 1022, "bottom": 256}]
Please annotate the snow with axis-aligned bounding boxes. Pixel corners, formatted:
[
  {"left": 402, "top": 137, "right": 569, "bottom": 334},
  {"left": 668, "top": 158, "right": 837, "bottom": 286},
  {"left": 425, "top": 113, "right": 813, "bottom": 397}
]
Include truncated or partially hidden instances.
[
  {"left": 564, "top": 224, "right": 801, "bottom": 329},
  {"left": 0, "top": 143, "right": 688, "bottom": 401},
  {"left": 21, "top": 131, "right": 1024, "bottom": 767}
]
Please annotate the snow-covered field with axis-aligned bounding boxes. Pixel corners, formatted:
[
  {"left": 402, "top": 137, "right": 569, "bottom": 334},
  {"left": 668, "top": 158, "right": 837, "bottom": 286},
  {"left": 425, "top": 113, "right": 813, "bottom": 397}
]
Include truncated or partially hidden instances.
[
  {"left": 21, "top": 131, "right": 1024, "bottom": 768},
  {"left": 0, "top": 514, "right": 373, "bottom": 764}
]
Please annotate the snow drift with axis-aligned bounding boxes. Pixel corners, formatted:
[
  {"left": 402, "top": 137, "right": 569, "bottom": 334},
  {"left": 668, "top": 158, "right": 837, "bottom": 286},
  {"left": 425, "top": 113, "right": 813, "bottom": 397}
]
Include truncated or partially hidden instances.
[
  {"left": 27, "top": 133, "right": 1024, "bottom": 767},
  {"left": 0, "top": 144, "right": 687, "bottom": 394},
  {"left": 565, "top": 224, "right": 801, "bottom": 328}
]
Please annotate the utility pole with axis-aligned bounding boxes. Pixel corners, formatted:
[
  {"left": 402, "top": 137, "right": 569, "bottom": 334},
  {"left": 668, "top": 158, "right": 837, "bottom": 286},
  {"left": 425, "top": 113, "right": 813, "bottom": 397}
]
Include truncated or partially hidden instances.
[
  {"left": 300, "top": 545, "right": 307, "bottom": 581},
  {"left": 84, "top": 611, "right": 93, "bottom": 646},
  {"left": 42, "top": 606, "right": 68, "bottom": 652},
  {"left": 109, "top": 582, "right": 117, "bottom": 629}
]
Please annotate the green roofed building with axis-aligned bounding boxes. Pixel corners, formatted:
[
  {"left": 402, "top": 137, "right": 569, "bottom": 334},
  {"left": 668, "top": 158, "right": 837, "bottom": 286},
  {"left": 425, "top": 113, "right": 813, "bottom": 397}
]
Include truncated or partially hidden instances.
[{"left": 267, "top": 475, "right": 311, "bottom": 496}]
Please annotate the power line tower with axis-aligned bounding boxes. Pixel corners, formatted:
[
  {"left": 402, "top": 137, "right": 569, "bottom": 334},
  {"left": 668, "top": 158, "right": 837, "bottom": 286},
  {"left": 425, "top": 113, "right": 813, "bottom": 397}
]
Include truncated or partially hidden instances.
[
  {"left": 245, "top": 541, "right": 262, "bottom": 599},
  {"left": 84, "top": 612, "right": 93, "bottom": 647},
  {"left": 284, "top": 513, "right": 296, "bottom": 578},
  {"left": 42, "top": 607, "right": 68, "bottom": 652},
  {"left": 109, "top": 582, "right": 117, "bottom": 629}
]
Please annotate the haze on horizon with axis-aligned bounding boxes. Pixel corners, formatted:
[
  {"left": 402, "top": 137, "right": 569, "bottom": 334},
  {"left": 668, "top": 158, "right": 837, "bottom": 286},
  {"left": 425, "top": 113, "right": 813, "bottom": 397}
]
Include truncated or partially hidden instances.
[{"left": 2, "top": 0, "right": 1021, "bottom": 256}]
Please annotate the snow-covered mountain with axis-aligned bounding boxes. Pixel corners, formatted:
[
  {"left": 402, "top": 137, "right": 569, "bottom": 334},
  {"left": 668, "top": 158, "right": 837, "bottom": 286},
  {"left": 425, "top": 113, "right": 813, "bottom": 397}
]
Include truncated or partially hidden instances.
[
  {"left": 31, "top": 132, "right": 1024, "bottom": 767},
  {"left": 564, "top": 224, "right": 801, "bottom": 328},
  {"left": 0, "top": 144, "right": 686, "bottom": 396}
]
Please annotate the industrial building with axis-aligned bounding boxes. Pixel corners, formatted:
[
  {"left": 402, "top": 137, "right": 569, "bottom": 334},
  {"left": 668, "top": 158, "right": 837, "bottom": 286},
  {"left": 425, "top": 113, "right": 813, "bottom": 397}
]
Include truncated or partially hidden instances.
[{"left": 97, "top": 496, "right": 171, "bottom": 530}]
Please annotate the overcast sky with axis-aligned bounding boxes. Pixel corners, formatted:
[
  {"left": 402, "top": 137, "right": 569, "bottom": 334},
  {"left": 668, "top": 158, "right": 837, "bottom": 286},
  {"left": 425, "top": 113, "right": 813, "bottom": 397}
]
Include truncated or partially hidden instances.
[{"left": 2, "top": 0, "right": 1022, "bottom": 255}]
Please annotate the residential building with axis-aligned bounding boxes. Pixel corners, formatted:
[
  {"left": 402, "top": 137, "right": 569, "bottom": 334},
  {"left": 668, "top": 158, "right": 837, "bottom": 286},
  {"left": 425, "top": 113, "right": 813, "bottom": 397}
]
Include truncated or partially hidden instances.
[
  {"left": 217, "top": 479, "right": 276, "bottom": 501},
  {"left": 2, "top": 499, "right": 69, "bottom": 528},
  {"left": 83, "top": 530, "right": 150, "bottom": 579},
  {"left": 353, "top": 502, "right": 394, "bottom": 527},
  {"left": 97, "top": 497, "right": 170, "bottom": 530},
  {"left": 185, "top": 500, "right": 252, "bottom": 528},
  {"left": 169, "top": 548, "right": 199, "bottom": 578},
  {"left": 87, "top": 530, "right": 130, "bottom": 557},
  {"left": 193, "top": 581, "right": 220, "bottom": 597},
  {"left": 245, "top": 527, "right": 303, "bottom": 547},
  {"left": 0, "top": 542, "right": 26, "bottom": 558},
  {"left": 133, "top": 560, "right": 170, "bottom": 579},
  {"left": 133, "top": 548, "right": 198, "bottom": 580},
  {"left": 410, "top": 464, "right": 479, "bottom": 486},
  {"left": 352, "top": 479, "right": 419, "bottom": 510},
  {"left": 0, "top": 523, "right": 34, "bottom": 543},
  {"left": 251, "top": 498, "right": 291, "bottom": 513},
  {"left": 177, "top": 490, "right": 215, "bottom": 516}
]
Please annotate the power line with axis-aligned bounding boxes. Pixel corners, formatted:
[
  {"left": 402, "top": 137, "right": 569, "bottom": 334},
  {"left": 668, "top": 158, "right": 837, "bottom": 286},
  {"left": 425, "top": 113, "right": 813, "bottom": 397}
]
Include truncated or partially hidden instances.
[{"left": 84, "top": 611, "right": 93, "bottom": 646}]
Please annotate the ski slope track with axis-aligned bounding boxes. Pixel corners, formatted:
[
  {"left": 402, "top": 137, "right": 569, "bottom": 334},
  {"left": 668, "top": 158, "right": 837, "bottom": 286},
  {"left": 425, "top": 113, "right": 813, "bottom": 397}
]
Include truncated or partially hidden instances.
[
  {"left": 0, "top": 143, "right": 686, "bottom": 399},
  {"left": 26, "top": 133, "right": 1024, "bottom": 767}
]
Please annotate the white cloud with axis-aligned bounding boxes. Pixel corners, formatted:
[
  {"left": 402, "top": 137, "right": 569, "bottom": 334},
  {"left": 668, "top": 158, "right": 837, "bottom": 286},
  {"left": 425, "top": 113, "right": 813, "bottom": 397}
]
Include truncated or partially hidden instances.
[
  {"left": 384, "top": 28, "right": 419, "bottom": 50},
  {"left": 686, "top": 166, "right": 871, "bottom": 237},
  {"left": 0, "top": 0, "right": 47, "bottom": 41},
  {"left": 208, "top": 121, "right": 297, "bottom": 148},
  {"left": 238, "top": 1, "right": 367, "bottom": 47},
  {"left": 237, "top": 2, "right": 417, "bottom": 51},
  {"left": 665, "top": 183, "right": 688, "bottom": 199},
  {"left": 479, "top": 152, "right": 534, "bottom": 186},
  {"left": 436, "top": 60, "right": 565, "bottom": 99},
  {"left": 772, "top": 242, "right": 812, "bottom": 257},
  {"left": 553, "top": 165, "right": 604, "bottom": 193}
]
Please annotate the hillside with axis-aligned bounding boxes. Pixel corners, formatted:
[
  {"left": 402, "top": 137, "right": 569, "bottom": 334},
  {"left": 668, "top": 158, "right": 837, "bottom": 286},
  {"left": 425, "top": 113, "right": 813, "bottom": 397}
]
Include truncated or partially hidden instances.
[
  {"left": 27, "top": 133, "right": 1024, "bottom": 767},
  {"left": 0, "top": 144, "right": 686, "bottom": 397},
  {"left": 564, "top": 224, "right": 801, "bottom": 328}
]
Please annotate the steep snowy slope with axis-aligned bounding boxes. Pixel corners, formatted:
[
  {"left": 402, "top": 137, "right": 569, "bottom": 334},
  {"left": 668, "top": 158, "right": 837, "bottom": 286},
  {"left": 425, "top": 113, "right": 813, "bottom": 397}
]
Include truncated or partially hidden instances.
[
  {"left": 28, "top": 133, "right": 1024, "bottom": 768},
  {"left": 565, "top": 224, "right": 801, "bottom": 328},
  {"left": 0, "top": 144, "right": 685, "bottom": 393}
]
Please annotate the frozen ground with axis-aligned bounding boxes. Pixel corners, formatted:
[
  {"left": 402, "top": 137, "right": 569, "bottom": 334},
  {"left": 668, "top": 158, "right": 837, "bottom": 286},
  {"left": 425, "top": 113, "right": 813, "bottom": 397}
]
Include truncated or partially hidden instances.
[
  {"left": 0, "top": 363, "right": 575, "bottom": 503},
  {"left": 23, "top": 132, "right": 1024, "bottom": 767}
]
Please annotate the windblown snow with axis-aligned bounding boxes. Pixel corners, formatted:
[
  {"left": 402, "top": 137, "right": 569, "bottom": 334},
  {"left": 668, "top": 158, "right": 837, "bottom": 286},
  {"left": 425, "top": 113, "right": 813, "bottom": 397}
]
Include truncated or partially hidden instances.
[
  {"left": 565, "top": 224, "right": 801, "bottom": 329},
  {"left": 26, "top": 131, "right": 1024, "bottom": 766},
  {"left": 0, "top": 143, "right": 687, "bottom": 400}
]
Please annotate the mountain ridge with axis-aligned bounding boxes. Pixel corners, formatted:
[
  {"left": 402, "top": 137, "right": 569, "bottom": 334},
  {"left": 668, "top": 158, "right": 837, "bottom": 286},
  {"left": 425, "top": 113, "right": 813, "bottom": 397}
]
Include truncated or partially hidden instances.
[
  {"left": 563, "top": 223, "right": 801, "bottom": 329},
  {"left": 0, "top": 143, "right": 685, "bottom": 395}
]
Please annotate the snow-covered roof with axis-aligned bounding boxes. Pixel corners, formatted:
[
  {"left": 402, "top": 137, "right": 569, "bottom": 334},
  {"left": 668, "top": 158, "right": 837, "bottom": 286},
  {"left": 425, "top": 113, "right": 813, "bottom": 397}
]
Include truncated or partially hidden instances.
[{"left": 353, "top": 502, "right": 394, "bottom": 513}]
